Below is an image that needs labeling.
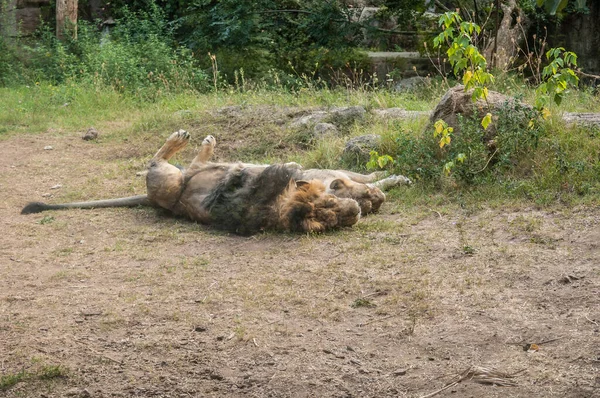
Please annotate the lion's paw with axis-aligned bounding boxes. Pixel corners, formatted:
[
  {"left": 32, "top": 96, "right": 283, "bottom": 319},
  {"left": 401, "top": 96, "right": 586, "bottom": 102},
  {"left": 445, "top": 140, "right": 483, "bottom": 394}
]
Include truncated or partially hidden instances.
[
  {"left": 373, "top": 174, "right": 412, "bottom": 191},
  {"left": 388, "top": 174, "right": 412, "bottom": 186},
  {"left": 202, "top": 135, "right": 216, "bottom": 147},
  {"left": 167, "top": 129, "right": 190, "bottom": 144}
]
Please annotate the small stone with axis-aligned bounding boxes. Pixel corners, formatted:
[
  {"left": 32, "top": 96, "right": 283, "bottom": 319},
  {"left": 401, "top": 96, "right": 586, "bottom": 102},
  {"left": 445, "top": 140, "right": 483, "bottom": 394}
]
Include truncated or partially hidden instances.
[
  {"left": 65, "top": 387, "right": 90, "bottom": 397},
  {"left": 329, "top": 106, "right": 366, "bottom": 125},
  {"left": 44, "top": 146, "right": 53, "bottom": 150},
  {"left": 343, "top": 134, "right": 381, "bottom": 163},
  {"left": 82, "top": 127, "right": 99, "bottom": 141},
  {"left": 313, "top": 123, "right": 338, "bottom": 137},
  {"left": 42, "top": 193, "right": 52, "bottom": 197},
  {"left": 393, "top": 369, "right": 407, "bottom": 376},
  {"left": 290, "top": 111, "right": 328, "bottom": 127},
  {"left": 50, "top": 184, "right": 62, "bottom": 190}
]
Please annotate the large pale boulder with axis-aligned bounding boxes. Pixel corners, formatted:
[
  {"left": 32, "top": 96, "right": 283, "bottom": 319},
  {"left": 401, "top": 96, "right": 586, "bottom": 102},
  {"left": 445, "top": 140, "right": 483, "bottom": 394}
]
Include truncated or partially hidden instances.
[{"left": 429, "top": 85, "right": 531, "bottom": 138}]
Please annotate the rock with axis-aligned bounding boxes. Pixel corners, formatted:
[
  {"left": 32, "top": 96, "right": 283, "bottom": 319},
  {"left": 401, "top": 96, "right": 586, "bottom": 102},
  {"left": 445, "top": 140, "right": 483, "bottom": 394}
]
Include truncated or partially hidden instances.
[
  {"left": 44, "top": 146, "right": 53, "bottom": 150},
  {"left": 14, "top": 7, "right": 43, "bottom": 36},
  {"left": 343, "top": 134, "right": 381, "bottom": 163},
  {"left": 290, "top": 106, "right": 366, "bottom": 129},
  {"left": 562, "top": 112, "right": 600, "bottom": 128},
  {"left": 216, "top": 106, "right": 242, "bottom": 117},
  {"left": 82, "top": 127, "right": 99, "bottom": 141},
  {"left": 372, "top": 108, "right": 430, "bottom": 119},
  {"left": 50, "top": 184, "right": 62, "bottom": 190},
  {"left": 329, "top": 106, "right": 366, "bottom": 125},
  {"left": 290, "top": 111, "right": 328, "bottom": 128},
  {"left": 429, "top": 84, "right": 531, "bottom": 138},
  {"left": 313, "top": 123, "right": 338, "bottom": 138},
  {"left": 64, "top": 387, "right": 91, "bottom": 397}
]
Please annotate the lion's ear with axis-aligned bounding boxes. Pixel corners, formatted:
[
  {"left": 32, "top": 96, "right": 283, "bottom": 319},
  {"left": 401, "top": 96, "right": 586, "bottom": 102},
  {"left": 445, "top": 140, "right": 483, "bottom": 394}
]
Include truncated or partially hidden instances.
[
  {"left": 330, "top": 179, "right": 346, "bottom": 190},
  {"left": 296, "top": 180, "right": 310, "bottom": 188}
]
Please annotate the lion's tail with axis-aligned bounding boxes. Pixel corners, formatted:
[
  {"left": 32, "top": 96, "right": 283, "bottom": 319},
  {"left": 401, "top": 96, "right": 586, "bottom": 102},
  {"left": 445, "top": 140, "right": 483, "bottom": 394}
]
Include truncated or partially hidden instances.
[{"left": 21, "top": 195, "right": 152, "bottom": 214}]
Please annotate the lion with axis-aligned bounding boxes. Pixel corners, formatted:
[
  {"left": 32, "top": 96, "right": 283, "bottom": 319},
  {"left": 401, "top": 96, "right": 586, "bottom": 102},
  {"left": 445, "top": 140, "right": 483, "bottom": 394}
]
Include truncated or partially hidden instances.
[
  {"left": 194, "top": 135, "right": 412, "bottom": 216},
  {"left": 22, "top": 131, "right": 361, "bottom": 235}
]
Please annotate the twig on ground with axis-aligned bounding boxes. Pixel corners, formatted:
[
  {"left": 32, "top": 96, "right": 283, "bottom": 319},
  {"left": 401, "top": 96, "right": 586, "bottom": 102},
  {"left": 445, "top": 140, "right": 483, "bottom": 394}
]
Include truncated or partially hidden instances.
[
  {"left": 419, "top": 365, "right": 522, "bottom": 398},
  {"left": 475, "top": 148, "right": 499, "bottom": 174},
  {"left": 429, "top": 209, "right": 442, "bottom": 218},
  {"left": 538, "top": 336, "right": 564, "bottom": 345}
]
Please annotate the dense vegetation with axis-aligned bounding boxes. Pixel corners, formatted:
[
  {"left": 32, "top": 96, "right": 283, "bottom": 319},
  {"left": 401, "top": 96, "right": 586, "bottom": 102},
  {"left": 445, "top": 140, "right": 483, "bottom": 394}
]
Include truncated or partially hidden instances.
[{"left": 0, "top": 0, "right": 599, "bottom": 205}]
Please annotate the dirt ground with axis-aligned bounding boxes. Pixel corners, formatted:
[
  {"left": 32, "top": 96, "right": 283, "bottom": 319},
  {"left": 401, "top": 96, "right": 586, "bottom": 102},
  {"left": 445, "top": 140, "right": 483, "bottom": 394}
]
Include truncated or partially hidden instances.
[{"left": 1, "top": 131, "right": 599, "bottom": 398}]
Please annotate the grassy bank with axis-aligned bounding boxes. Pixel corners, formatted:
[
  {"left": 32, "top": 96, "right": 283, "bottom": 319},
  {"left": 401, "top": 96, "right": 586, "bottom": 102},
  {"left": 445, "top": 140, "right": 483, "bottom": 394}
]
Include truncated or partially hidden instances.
[{"left": 2, "top": 80, "right": 600, "bottom": 208}]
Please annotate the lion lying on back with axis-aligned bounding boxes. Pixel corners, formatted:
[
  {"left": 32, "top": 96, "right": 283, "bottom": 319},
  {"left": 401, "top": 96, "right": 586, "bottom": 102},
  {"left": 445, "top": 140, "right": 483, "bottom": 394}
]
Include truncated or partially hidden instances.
[
  {"left": 198, "top": 135, "right": 410, "bottom": 215},
  {"left": 21, "top": 131, "right": 410, "bottom": 234}
]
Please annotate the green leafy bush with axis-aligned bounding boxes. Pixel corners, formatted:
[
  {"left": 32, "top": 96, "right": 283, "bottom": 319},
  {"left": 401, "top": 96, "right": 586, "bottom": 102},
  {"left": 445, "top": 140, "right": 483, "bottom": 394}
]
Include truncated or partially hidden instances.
[
  {"left": 0, "top": 37, "right": 23, "bottom": 86},
  {"left": 21, "top": 4, "right": 208, "bottom": 98}
]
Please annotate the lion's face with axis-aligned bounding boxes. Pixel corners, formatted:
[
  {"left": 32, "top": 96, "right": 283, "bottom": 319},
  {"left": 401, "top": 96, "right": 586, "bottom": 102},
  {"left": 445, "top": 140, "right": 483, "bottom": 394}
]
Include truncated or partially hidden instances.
[
  {"left": 282, "top": 181, "right": 361, "bottom": 232},
  {"left": 329, "top": 179, "right": 385, "bottom": 214}
]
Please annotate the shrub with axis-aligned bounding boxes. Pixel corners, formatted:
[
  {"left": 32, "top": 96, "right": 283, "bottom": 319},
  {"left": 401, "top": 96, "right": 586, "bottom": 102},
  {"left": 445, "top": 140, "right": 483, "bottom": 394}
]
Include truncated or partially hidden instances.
[
  {"left": 0, "top": 36, "right": 23, "bottom": 86},
  {"left": 21, "top": 3, "right": 209, "bottom": 98}
]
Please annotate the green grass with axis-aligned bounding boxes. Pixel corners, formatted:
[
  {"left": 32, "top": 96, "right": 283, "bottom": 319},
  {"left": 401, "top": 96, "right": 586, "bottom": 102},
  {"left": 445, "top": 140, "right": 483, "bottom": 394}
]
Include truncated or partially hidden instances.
[
  {"left": 0, "top": 370, "right": 27, "bottom": 390},
  {"left": 0, "top": 364, "right": 68, "bottom": 391}
]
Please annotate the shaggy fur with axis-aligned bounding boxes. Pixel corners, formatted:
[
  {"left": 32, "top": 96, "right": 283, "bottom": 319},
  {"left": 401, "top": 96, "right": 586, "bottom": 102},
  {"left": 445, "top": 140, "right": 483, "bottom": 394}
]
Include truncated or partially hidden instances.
[
  {"left": 192, "top": 135, "right": 411, "bottom": 216},
  {"left": 202, "top": 165, "right": 295, "bottom": 235}
]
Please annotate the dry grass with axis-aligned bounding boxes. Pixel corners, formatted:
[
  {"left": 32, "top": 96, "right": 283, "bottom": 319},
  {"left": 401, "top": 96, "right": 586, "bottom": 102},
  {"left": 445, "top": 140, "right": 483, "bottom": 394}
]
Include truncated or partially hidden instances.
[{"left": 0, "top": 102, "right": 599, "bottom": 397}]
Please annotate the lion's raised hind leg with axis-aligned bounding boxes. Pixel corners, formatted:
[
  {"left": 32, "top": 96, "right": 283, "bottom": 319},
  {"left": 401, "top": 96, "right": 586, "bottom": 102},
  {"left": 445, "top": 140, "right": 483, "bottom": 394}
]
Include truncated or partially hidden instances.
[
  {"left": 188, "top": 135, "right": 216, "bottom": 169},
  {"left": 152, "top": 129, "right": 191, "bottom": 161},
  {"left": 146, "top": 130, "right": 190, "bottom": 210}
]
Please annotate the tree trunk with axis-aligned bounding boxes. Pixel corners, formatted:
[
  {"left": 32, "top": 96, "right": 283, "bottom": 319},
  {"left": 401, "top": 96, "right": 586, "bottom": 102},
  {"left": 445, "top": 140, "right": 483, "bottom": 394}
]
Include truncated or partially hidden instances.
[
  {"left": 56, "top": 0, "right": 78, "bottom": 40},
  {"left": 485, "top": 0, "right": 529, "bottom": 70}
]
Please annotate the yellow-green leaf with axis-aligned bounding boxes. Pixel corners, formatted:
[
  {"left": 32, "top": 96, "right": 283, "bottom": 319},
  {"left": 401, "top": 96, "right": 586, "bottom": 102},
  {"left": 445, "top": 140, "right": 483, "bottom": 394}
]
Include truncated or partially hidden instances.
[
  {"left": 434, "top": 120, "right": 444, "bottom": 136},
  {"left": 439, "top": 135, "right": 451, "bottom": 148},
  {"left": 481, "top": 113, "right": 492, "bottom": 130},
  {"left": 462, "top": 70, "right": 473, "bottom": 86},
  {"left": 541, "top": 107, "right": 551, "bottom": 119}
]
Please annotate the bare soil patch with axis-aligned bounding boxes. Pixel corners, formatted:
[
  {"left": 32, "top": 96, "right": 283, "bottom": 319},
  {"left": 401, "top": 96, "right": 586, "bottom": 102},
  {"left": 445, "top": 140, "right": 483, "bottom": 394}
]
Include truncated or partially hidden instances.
[{"left": 1, "top": 131, "right": 599, "bottom": 397}]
